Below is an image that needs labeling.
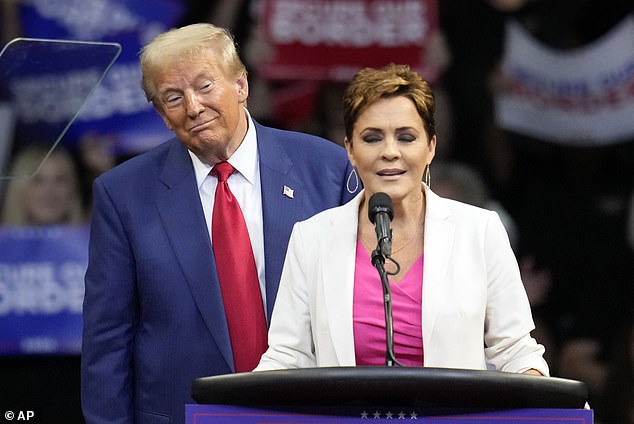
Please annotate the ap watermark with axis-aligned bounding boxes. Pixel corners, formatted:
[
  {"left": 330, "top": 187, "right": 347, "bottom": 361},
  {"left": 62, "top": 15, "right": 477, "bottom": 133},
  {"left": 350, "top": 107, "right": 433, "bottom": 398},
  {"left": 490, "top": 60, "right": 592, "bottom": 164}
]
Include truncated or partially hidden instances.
[{"left": 4, "top": 411, "right": 35, "bottom": 421}]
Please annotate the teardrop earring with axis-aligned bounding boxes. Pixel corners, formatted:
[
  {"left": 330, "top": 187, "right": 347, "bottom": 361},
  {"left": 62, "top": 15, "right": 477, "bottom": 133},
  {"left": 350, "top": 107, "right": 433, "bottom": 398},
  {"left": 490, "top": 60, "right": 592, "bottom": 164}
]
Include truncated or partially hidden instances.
[
  {"left": 423, "top": 164, "right": 431, "bottom": 188},
  {"left": 346, "top": 167, "right": 360, "bottom": 194}
]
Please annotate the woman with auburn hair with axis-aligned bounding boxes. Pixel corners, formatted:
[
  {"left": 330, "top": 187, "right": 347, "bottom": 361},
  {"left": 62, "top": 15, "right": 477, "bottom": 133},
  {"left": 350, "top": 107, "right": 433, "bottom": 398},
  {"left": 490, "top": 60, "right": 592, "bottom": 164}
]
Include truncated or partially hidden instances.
[{"left": 256, "top": 63, "right": 548, "bottom": 376}]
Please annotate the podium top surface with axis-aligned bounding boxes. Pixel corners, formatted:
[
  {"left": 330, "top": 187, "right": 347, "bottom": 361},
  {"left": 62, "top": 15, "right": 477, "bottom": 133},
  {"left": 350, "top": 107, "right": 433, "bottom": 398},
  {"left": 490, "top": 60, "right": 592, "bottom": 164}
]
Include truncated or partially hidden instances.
[{"left": 192, "top": 367, "right": 588, "bottom": 409}]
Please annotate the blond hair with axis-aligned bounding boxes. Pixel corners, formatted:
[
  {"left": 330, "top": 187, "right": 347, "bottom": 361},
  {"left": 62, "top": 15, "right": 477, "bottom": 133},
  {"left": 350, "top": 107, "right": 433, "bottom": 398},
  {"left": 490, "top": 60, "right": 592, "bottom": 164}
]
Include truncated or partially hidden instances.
[{"left": 140, "top": 23, "right": 246, "bottom": 103}]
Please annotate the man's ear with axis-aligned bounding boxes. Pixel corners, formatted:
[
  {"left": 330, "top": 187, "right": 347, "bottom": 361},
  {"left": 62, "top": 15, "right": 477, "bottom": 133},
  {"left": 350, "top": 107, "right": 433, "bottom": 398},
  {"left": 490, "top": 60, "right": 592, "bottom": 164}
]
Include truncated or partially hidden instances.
[{"left": 236, "top": 72, "right": 249, "bottom": 104}]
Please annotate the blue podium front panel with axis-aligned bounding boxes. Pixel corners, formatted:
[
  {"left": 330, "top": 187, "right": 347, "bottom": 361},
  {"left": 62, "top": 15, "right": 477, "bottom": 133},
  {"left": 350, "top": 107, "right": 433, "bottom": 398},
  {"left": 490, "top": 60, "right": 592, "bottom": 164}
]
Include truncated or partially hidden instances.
[{"left": 186, "top": 404, "right": 593, "bottom": 423}]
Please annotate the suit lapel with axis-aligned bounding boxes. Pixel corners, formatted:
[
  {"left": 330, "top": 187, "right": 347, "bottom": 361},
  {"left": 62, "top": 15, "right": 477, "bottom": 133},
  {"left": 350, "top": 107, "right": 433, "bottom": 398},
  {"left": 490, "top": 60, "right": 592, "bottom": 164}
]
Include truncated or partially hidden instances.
[
  {"left": 421, "top": 188, "right": 454, "bottom": 350},
  {"left": 155, "top": 141, "right": 233, "bottom": 369},
  {"left": 256, "top": 124, "right": 310, "bottom": 319}
]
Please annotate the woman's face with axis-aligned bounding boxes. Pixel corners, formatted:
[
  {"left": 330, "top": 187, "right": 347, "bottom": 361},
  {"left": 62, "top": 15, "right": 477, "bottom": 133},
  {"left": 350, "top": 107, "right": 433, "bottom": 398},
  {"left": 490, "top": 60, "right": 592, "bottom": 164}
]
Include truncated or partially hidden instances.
[
  {"left": 345, "top": 95, "right": 436, "bottom": 203},
  {"left": 22, "top": 154, "right": 77, "bottom": 225}
]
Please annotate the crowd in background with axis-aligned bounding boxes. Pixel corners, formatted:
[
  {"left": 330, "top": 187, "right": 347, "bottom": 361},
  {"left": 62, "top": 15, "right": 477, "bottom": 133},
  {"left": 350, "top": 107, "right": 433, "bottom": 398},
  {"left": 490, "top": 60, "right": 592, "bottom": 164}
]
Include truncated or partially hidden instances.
[{"left": 1, "top": 0, "right": 633, "bottom": 423}]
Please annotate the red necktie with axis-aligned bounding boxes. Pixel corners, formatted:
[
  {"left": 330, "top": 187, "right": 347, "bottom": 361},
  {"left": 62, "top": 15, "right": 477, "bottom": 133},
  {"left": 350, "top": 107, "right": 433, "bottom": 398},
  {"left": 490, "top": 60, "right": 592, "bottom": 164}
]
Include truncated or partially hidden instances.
[{"left": 211, "top": 161, "right": 267, "bottom": 372}]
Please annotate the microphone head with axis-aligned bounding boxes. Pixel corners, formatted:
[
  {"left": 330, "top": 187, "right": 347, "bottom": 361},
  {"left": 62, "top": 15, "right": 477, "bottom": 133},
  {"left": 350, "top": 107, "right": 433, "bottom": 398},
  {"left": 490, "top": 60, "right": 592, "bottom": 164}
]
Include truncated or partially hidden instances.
[{"left": 368, "top": 192, "right": 394, "bottom": 223}]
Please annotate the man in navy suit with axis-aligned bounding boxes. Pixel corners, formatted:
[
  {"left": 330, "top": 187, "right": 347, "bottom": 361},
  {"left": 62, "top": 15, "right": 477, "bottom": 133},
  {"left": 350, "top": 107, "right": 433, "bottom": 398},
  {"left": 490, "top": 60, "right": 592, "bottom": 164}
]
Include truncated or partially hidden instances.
[{"left": 81, "top": 23, "right": 356, "bottom": 424}]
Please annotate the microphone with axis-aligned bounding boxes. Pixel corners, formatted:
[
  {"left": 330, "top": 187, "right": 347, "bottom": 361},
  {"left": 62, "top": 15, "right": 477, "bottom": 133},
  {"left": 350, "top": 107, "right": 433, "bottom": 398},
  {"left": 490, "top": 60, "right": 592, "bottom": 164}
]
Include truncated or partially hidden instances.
[
  {"left": 368, "top": 192, "right": 402, "bottom": 367},
  {"left": 368, "top": 192, "right": 393, "bottom": 257}
]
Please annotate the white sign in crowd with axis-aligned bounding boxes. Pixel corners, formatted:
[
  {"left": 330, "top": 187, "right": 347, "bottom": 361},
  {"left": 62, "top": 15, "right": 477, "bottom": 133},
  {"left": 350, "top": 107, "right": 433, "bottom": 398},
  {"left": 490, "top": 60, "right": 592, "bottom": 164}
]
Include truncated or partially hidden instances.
[{"left": 495, "top": 16, "right": 634, "bottom": 146}]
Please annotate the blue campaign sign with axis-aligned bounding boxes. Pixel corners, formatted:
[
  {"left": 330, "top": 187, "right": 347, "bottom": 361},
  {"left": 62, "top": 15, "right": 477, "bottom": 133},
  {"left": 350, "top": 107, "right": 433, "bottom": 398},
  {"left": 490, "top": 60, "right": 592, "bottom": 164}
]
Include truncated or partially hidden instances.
[
  {"left": 1, "top": 38, "right": 122, "bottom": 161},
  {"left": 16, "top": 0, "right": 185, "bottom": 154},
  {"left": 0, "top": 225, "right": 89, "bottom": 355}
]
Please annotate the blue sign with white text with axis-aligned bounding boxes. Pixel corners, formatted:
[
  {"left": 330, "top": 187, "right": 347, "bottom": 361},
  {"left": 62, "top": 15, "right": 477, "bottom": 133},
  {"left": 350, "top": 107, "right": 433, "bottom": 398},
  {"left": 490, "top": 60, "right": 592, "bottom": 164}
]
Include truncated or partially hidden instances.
[
  {"left": 16, "top": 0, "right": 185, "bottom": 154},
  {"left": 0, "top": 225, "right": 88, "bottom": 355}
]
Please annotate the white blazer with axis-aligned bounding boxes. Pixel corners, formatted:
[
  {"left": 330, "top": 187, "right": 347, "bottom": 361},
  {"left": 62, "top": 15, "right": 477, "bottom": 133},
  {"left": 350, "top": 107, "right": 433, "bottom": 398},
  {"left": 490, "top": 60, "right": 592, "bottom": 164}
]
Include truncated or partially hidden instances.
[{"left": 256, "top": 187, "right": 549, "bottom": 376}]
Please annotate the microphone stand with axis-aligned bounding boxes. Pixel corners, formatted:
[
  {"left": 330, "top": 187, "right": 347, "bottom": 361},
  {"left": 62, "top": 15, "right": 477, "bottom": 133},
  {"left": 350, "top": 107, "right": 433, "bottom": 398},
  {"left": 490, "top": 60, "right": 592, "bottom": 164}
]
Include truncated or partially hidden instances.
[{"left": 371, "top": 248, "right": 402, "bottom": 367}]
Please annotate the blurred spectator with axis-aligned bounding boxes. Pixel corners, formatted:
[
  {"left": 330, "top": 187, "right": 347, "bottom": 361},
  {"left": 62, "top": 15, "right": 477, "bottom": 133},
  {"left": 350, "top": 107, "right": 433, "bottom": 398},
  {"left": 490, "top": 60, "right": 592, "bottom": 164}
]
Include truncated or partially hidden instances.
[
  {"left": 433, "top": 161, "right": 517, "bottom": 246},
  {"left": 76, "top": 132, "right": 118, "bottom": 215},
  {"left": 1, "top": 145, "right": 85, "bottom": 226}
]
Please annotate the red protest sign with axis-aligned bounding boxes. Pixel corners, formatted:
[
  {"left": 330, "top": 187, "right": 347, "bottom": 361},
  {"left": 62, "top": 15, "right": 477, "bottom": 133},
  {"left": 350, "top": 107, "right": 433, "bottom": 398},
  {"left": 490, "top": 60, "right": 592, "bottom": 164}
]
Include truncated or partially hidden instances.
[{"left": 259, "top": 0, "right": 439, "bottom": 82}]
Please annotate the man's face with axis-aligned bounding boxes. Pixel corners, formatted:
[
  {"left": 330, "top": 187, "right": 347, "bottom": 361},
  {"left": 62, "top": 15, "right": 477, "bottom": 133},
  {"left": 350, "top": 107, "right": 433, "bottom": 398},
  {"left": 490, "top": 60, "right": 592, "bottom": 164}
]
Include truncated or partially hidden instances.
[{"left": 152, "top": 54, "right": 248, "bottom": 164}]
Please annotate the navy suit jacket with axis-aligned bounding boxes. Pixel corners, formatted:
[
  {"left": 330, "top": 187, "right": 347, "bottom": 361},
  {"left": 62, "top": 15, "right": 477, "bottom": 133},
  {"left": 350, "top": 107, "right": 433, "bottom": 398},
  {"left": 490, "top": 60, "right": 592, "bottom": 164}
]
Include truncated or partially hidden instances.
[{"left": 81, "top": 121, "right": 355, "bottom": 424}]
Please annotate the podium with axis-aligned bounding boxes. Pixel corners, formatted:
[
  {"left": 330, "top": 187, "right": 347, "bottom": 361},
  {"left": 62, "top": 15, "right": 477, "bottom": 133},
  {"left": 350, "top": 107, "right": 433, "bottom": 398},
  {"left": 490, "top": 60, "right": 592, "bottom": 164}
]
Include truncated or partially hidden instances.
[{"left": 188, "top": 367, "right": 592, "bottom": 423}]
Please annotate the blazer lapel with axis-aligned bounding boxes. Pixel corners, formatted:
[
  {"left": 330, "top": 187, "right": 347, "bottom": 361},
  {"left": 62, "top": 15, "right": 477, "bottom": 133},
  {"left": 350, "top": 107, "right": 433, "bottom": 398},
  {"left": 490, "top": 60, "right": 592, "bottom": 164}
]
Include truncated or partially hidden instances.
[
  {"left": 321, "top": 194, "right": 363, "bottom": 365},
  {"left": 155, "top": 141, "right": 233, "bottom": 369},
  {"left": 310, "top": 188, "right": 455, "bottom": 365},
  {"left": 421, "top": 187, "right": 454, "bottom": 350}
]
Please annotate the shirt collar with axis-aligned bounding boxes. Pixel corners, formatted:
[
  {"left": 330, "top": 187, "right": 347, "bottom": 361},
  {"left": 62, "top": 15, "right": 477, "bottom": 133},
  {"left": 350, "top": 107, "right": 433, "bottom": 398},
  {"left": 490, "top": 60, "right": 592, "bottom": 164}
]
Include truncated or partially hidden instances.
[{"left": 189, "top": 109, "right": 258, "bottom": 188}]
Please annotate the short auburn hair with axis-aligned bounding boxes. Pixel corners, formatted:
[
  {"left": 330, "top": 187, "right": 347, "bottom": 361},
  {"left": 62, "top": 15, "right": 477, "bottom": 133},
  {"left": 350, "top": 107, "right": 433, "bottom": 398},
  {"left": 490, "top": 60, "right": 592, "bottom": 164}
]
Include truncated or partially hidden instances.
[{"left": 343, "top": 63, "right": 435, "bottom": 144}]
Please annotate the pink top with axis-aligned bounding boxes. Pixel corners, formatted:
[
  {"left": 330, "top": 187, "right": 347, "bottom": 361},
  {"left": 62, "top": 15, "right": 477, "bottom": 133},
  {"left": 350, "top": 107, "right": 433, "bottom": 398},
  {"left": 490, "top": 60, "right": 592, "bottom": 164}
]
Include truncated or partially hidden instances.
[{"left": 353, "top": 239, "right": 424, "bottom": 366}]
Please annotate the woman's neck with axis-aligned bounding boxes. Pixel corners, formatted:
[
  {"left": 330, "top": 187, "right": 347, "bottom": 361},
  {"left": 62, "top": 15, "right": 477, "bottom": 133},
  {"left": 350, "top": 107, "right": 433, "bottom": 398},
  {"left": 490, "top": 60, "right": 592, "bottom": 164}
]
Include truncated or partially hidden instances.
[{"left": 390, "top": 191, "right": 425, "bottom": 233}]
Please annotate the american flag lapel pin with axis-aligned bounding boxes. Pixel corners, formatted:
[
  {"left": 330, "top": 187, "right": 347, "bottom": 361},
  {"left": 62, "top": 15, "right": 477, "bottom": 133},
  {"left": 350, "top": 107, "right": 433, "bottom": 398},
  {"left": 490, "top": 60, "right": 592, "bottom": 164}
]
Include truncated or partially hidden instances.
[{"left": 282, "top": 185, "right": 294, "bottom": 199}]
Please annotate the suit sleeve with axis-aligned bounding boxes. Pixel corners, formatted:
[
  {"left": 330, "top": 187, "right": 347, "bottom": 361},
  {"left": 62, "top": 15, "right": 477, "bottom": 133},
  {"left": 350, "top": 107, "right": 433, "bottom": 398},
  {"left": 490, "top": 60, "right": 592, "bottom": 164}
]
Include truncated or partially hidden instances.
[
  {"left": 482, "top": 211, "right": 550, "bottom": 376},
  {"left": 81, "top": 177, "right": 137, "bottom": 424}
]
